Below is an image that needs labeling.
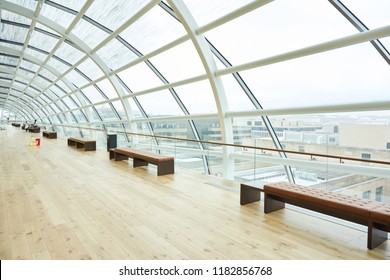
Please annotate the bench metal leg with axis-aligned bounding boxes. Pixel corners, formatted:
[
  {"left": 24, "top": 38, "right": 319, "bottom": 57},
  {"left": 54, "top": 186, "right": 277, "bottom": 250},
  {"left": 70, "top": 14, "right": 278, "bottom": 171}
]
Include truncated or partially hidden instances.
[
  {"left": 240, "top": 184, "right": 261, "bottom": 205},
  {"left": 368, "top": 221, "right": 388, "bottom": 249},
  {"left": 264, "top": 194, "right": 285, "bottom": 214},
  {"left": 68, "top": 139, "right": 76, "bottom": 146},
  {"left": 133, "top": 158, "right": 148, "bottom": 167},
  {"left": 157, "top": 160, "right": 174, "bottom": 176},
  {"left": 115, "top": 153, "right": 129, "bottom": 161},
  {"left": 109, "top": 149, "right": 115, "bottom": 159},
  {"left": 84, "top": 142, "right": 96, "bottom": 151}
]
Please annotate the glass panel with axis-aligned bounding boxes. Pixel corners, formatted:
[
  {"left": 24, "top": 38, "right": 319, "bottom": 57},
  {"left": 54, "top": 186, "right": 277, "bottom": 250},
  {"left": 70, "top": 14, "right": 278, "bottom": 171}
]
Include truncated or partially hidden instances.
[
  {"left": 132, "top": 120, "right": 197, "bottom": 160},
  {"left": 62, "top": 96, "right": 77, "bottom": 109},
  {"left": 77, "top": 90, "right": 91, "bottom": 105},
  {"left": 77, "top": 57, "right": 105, "bottom": 81},
  {"left": 149, "top": 41, "right": 205, "bottom": 82},
  {"left": 96, "top": 79, "right": 118, "bottom": 99},
  {"left": 14, "top": 79, "right": 28, "bottom": 87},
  {"left": 127, "top": 98, "right": 142, "bottom": 118},
  {"left": 67, "top": 93, "right": 81, "bottom": 107},
  {"left": 119, "top": 5, "right": 186, "bottom": 55},
  {"left": 46, "top": 57, "right": 71, "bottom": 74},
  {"left": 0, "top": 55, "right": 18, "bottom": 67},
  {"left": 34, "top": 23, "right": 61, "bottom": 39},
  {"left": 110, "top": 100, "right": 127, "bottom": 120},
  {"left": 40, "top": 2, "right": 76, "bottom": 29},
  {"left": 45, "top": 104, "right": 56, "bottom": 115},
  {"left": 117, "top": 62, "right": 164, "bottom": 93},
  {"left": 136, "top": 89, "right": 184, "bottom": 117},
  {"left": 220, "top": 74, "right": 256, "bottom": 111},
  {"left": 64, "top": 69, "right": 90, "bottom": 88},
  {"left": 95, "top": 39, "right": 138, "bottom": 70},
  {"left": 73, "top": 109, "right": 87, "bottom": 122},
  {"left": 29, "top": 30, "right": 59, "bottom": 53},
  {"left": 0, "top": 41, "right": 23, "bottom": 51},
  {"left": 55, "top": 41, "right": 86, "bottom": 65},
  {"left": 40, "top": 93, "right": 53, "bottom": 103},
  {"left": 341, "top": 0, "right": 390, "bottom": 29},
  {"left": 56, "top": 80, "right": 72, "bottom": 94},
  {"left": 86, "top": 0, "right": 150, "bottom": 31},
  {"left": 183, "top": 0, "right": 252, "bottom": 27},
  {"left": 20, "top": 95, "right": 32, "bottom": 103},
  {"left": 82, "top": 85, "right": 106, "bottom": 104},
  {"left": 91, "top": 107, "right": 102, "bottom": 121},
  {"left": 24, "top": 48, "right": 48, "bottom": 63},
  {"left": 71, "top": 18, "right": 109, "bottom": 49},
  {"left": 151, "top": 120, "right": 196, "bottom": 139},
  {"left": 7, "top": 0, "right": 38, "bottom": 10},
  {"left": 240, "top": 42, "right": 390, "bottom": 109},
  {"left": 48, "top": 86, "right": 63, "bottom": 98},
  {"left": 57, "top": 113, "right": 66, "bottom": 123},
  {"left": 205, "top": 0, "right": 357, "bottom": 65},
  {"left": 174, "top": 80, "right": 218, "bottom": 114},
  {"left": 39, "top": 68, "right": 58, "bottom": 83},
  {"left": 2, "top": 10, "right": 31, "bottom": 25},
  {"left": 34, "top": 75, "right": 52, "bottom": 90},
  {"left": 0, "top": 72, "right": 13, "bottom": 78},
  {"left": 50, "top": 0, "right": 86, "bottom": 11},
  {"left": 26, "top": 87, "right": 40, "bottom": 97},
  {"left": 193, "top": 119, "right": 220, "bottom": 142},
  {"left": 94, "top": 104, "right": 118, "bottom": 121}
]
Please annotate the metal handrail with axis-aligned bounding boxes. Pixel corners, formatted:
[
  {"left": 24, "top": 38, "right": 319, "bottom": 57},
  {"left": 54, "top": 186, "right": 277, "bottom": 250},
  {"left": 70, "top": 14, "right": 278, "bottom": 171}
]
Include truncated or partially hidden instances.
[{"left": 49, "top": 123, "right": 390, "bottom": 167}]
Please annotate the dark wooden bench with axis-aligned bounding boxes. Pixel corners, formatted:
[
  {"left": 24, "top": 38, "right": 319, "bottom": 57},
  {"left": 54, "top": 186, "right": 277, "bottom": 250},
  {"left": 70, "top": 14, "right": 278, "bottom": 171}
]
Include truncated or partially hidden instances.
[
  {"left": 241, "top": 181, "right": 390, "bottom": 250},
  {"left": 67, "top": 137, "right": 96, "bottom": 151},
  {"left": 42, "top": 131, "right": 57, "bottom": 139},
  {"left": 109, "top": 147, "right": 174, "bottom": 176},
  {"left": 28, "top": 126, "right": 40, "bottom": 133}
]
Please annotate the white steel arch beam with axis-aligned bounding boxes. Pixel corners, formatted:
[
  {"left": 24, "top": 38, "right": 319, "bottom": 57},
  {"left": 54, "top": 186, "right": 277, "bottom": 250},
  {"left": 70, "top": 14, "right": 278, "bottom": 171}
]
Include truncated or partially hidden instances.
[
  {"left": 0, "top": 1, "right": 95, "bottom": 126},
  {"left": 167, "top": 0, "right": 235, "bottom": 180},
  {"left": 217, "top": 24, "right": 390, "bottom": 76},
  {"left": 7, "top": 0, "right": 44, "bottom": 110},
  {"left": 0, "top": 1, "right": 138, "bottom": 132},
  {"left": 0, "top": 45, "right": 89, "bottom": 121}
]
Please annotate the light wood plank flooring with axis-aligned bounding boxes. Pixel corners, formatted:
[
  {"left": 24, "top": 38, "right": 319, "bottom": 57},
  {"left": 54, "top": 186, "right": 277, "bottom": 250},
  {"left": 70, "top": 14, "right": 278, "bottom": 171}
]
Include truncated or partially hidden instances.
[{"left": 0, "top": 126, "right": 389, "bottom": 260}]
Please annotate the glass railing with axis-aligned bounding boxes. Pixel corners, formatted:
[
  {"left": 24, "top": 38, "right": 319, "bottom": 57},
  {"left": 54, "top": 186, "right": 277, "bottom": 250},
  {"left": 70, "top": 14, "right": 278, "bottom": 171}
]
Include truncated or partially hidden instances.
[{"left": 44, "top": 123, "right": 390, "bottom": 204}]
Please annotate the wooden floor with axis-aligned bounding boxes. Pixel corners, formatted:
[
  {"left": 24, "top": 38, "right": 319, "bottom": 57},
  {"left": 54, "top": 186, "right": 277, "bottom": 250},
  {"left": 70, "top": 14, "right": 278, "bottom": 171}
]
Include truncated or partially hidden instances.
[{"left": 0, "top": 126, "right": 389, "bottom": 260}]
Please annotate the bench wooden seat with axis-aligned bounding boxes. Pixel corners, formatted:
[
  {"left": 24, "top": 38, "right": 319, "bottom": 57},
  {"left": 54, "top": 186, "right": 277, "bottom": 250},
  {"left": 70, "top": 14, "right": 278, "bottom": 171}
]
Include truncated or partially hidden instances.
[
  {"left": 241, "top": 181, "right": 390, "bottom": 249},
  {"left": 67, "top": 137, "right": 96, "bottom": 151},
  {"left": 42, "top": 131, "right": 57, "bottom": 139},
  {"left": 109, "top": 147, "right": 174, "bottom": 176}
]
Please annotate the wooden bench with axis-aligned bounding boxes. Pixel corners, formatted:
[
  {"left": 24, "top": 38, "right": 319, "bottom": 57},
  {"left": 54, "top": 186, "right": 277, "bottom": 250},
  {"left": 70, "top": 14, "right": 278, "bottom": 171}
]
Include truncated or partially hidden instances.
[
  {"left": 42, "top": 131, "right": 57, "bottom": 139},
  {"left": 109, "top": 147, "right": 174, "bottom": 176},
  {"left": 28, "top": 126, "right": 40, "bottom": 133},
  {"left": 241, "top": 181, "right": 390, "bottom": 250},
  {"left": 67, "top": 137, "right": 96, "bottom": 151}
]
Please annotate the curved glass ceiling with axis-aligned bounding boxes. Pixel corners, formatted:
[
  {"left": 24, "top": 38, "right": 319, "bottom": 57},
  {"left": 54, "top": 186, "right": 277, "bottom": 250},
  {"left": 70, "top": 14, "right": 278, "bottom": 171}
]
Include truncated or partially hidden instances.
[{"left": 1, "top": 0, "right": 390, "bottom": 179}]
